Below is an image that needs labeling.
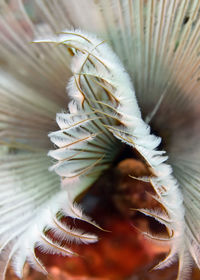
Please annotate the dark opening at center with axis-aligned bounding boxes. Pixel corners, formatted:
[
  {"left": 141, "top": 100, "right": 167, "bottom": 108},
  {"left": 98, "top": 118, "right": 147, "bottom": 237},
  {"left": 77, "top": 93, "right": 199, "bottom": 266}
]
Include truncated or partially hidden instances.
[{"left": 112, "top": 143, "right": 141, "bottom": 166}]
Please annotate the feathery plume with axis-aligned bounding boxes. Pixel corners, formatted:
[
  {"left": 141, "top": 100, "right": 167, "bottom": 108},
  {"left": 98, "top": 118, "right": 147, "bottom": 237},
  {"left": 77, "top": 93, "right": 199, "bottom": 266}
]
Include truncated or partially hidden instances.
[{"left": 0, "top": 1, "right": 200, "bottom": 279}]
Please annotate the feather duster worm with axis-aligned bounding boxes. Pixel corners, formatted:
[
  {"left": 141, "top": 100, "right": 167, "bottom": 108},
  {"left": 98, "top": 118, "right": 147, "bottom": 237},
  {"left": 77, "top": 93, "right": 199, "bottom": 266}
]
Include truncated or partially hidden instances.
[{"left": 0, "top": 1, "right": 199, "bottom": 280}]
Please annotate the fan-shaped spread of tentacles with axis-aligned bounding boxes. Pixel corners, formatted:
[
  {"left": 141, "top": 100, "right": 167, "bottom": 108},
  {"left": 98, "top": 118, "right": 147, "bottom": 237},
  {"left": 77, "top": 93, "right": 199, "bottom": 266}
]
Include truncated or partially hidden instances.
[
  {"left": 40, "top": 31, "right": 189, "bottom": 278},
  {"left": 0, "top": 154, "right": 100, "bottom": 279},
  {"left": 0, "top": 27, "right": 199, "bottom": 280},
  {"left": 1, "top": 0, "right": 200, "bottom": 278}
]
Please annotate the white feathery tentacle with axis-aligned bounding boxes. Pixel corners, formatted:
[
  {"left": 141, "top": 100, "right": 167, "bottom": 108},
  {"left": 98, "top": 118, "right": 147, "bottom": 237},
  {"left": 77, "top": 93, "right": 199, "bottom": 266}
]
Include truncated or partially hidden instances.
[
  {"left": 0, "top": 1, "right": 200, "bottom": 280},
  {"left": 0, "top": 152, "right": 99, "bottom": 279},
  {"left": 44, "top": 30, "right": 186, "bottom": 276}
]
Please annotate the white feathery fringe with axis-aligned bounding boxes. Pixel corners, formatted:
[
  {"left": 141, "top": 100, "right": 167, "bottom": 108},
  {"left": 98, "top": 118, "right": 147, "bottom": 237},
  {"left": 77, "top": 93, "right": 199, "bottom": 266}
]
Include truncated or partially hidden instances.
[
  {"left": 0, "top": 177, "right": 99, "bottom": 279},
  {"left": 27, "top": 194, "right": 96, "bottom": 273},
  {"left": 0, "top": 1, "right": 200, "bottom": 280},
  {"left": 44, "top": 29, "right": 188, "bottom": 278},
  {"left": 46, "top": 219, "right": 98, "bottom": 244}
]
